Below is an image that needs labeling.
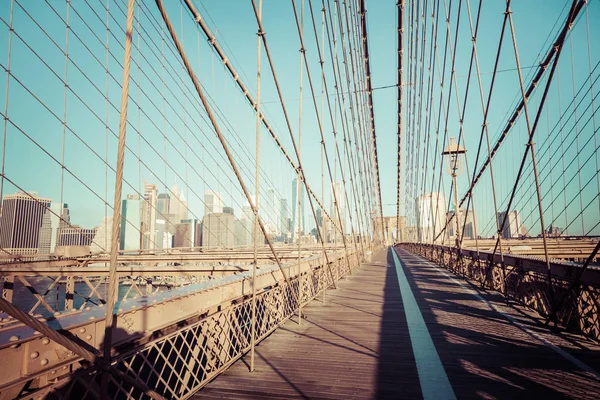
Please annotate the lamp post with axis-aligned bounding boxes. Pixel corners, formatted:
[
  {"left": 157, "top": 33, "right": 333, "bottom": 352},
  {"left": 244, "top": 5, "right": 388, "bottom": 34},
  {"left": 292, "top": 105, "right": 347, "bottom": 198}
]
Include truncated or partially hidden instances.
[{"left": 442, "top": 137, "right": 466, "bottom": 249}]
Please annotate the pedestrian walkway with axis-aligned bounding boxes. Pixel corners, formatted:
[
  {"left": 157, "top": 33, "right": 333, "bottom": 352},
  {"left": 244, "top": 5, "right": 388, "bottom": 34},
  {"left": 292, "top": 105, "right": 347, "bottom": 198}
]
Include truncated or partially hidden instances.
[{"left": 195, "top": 247, "right": 600, "bottom": 399}]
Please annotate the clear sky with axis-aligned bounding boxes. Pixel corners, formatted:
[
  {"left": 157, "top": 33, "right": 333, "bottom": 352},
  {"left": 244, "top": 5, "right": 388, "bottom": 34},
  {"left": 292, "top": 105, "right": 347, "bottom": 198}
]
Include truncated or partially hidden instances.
[{"left": 0, "top": 0, "right": 598, "bottom": 238}]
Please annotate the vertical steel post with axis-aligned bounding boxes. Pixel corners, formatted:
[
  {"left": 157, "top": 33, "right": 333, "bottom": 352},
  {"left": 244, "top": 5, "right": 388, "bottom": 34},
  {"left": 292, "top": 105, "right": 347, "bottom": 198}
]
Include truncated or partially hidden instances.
[
  {"left": 102, "top": 0, "right": 135, "bottom": 390},
  {"left": 250, "top": 0, "right": 263, "bottom": 373},
  {"left": 297, "top": 0, "right": 305, "bottom": 324}
]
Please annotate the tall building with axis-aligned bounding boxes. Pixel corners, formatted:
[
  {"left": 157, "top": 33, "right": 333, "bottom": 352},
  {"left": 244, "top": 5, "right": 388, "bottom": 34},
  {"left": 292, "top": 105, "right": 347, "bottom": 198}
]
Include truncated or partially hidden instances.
[
  {"left": 223, "top": 206, "right": 234, "bottom": 215},
  {"left": 38, "top": 202, "right": 69, "bottom": 254},
  {"left": 204, "top": 190, "right": 223, "bottom": 216},
  {"left": 416, "top": 192, "right": 447, "bottom": 244},
  {"left": 0, "top": 192, "right": 51, "bottom": 255},
  {"left": 265, "top": 188, "right": 279, "bottom": 232},
  {"left": 291, "top": 178, "right": 305, "bottom": 241},
  {"left": 157, "top": 193, "right": 170, "bottom": 219},
  {"left": 280, "top": 198, "right": 289, "bottom": 238},
  {"left": 121, "top": 194, "right": 142, "bottom": 251},
  {"left": 202, "top": 213, "right": 235, "bottom": 249},
  {"left": 446, "top": 210, "right": 477, "bottom": 241},
  {"left": 331, "top": 182, "right": 346, "bottom": 237},
  {"left": 91, "top": 216, "right": 112, "bottom": 254},
  {"left": 240, "top": 205, "right": 254, "bottom": 247},
  {"left": 57, "top": 227, "right": 96, "bottom": 247},
  {"left": 496, "top": 210, "right": 526, "bottom": 239},
  {"left": 173, "top": 219, "right": 198, "bottom": 248},
  {"left": 169, "top": 183, "right": 188, "bottom": 223},
  {"left": 142, "top": 183, "right": 158, "bottom": 249},
  {"left": 155, "top": 219, "right": 173, "bottom": 249}
]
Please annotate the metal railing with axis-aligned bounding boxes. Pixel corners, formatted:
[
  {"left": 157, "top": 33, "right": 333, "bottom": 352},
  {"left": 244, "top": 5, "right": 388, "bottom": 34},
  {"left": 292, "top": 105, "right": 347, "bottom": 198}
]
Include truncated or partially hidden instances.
[
  {"left": 0, "top": 247, "right": 363, "bottom": 399},
  {"left": 399, "top": 243, "right": 600, "bottom": 341}
]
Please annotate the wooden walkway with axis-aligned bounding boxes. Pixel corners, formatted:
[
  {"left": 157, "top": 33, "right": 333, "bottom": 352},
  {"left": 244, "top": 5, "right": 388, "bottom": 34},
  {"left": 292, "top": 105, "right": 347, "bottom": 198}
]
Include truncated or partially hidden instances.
[{"left": 194, "top": 247, "right": 600, "bottom": 399}]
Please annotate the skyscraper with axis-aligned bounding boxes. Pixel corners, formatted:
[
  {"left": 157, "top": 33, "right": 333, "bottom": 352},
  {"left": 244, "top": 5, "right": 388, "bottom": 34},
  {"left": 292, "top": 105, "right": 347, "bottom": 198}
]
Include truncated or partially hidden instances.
[
  {"left": 331, "top": 182, "right": 346, "bottom": 235},
  {"left": 121, "top": 194, "right": 142, "bottom": 251},
  {"left": 266, "top": 187, "right": 279, "bottom": 233},
  {"left": 280, "top": 198, "right": 289, "bottom": 238},
  {"left": 169, "top": 183, "right": 188, "bottom": 223},
  {"left": 416, "top": 192, "right": 447, "bottom": 244},
  {"left": 0, "top": 192, "right": 51, "bottom": 255},
  {"left": 91, "top": 216, "right": 113, "bottom": 254},
  {"left": 496, "top": 210, "right": 525, "bottom": 239},
  {"left": 157, "top": 193, "right": 170, "bottom": 219},
  {"left": 142, "top": 183, "right": 158, "bottom": 249},
  {"left": 38, "top": 202, "right": 69, "bottom": 254},
  {"left": 204, "top": 190, "right": 223, "bottom": 216},
  {"left": 57, "top": 227, "right": 97, "bottom": 247},
  {"left": 202, "top": 213, "right": 235, "bottom": 248},
  {"left": 291, "top": 178, "right": 305, "bottom": 241}
]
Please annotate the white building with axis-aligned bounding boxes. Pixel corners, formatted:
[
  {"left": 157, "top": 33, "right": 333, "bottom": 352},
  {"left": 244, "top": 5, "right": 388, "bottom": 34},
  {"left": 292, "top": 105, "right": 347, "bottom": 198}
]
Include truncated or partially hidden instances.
[
  {"left": 204, "top": 190, "right": 223, "bottom": 216},
  {"left": 121, "top": 194, "right": 142, "bottom": 251},
  {"left": 416, "top": 192, "right": 447, "bottom": 244}
]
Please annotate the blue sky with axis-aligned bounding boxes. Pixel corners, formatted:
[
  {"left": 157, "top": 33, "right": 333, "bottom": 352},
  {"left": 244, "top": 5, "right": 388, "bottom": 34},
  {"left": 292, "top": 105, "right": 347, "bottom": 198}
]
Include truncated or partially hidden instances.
[{"left": 0, "top": 0, "right": 598, "bottom": 237}]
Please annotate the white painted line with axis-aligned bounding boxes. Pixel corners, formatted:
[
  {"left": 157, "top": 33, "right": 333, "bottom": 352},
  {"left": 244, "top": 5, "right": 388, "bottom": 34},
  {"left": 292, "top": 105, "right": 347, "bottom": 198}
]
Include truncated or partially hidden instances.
[
  {"left": 391, "top": 248, "right": 457, "bottom": 400},
  {"left": 413, "top": 251, "right": 600, "bottom": 381}
]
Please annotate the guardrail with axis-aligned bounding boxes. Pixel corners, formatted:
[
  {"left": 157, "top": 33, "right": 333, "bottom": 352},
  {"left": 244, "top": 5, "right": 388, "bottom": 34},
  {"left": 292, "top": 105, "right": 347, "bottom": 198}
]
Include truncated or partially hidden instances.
[
  {"left": 398, "top": 243, "right": 600, "bottom": 341},
  {"left": 0, "top": 247, "right": 363, "bottom": 399}
]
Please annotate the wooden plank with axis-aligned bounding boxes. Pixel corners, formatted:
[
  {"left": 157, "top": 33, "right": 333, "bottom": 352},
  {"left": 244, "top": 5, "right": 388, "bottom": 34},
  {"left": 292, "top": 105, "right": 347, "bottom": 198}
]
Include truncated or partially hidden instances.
[{"left": 194, "top": 248, "right": 600, "bottom": 399}]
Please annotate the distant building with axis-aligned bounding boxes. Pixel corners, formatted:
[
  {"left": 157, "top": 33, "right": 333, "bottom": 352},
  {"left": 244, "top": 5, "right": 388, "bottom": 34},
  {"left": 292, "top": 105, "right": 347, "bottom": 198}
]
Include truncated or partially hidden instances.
[
  {"left": 121, "top": 194, "right": 142, "bottom": 251},
  {"left": 0, "top": 192, "right": 51, "bottom": 255},
  {"left": 90, "top": 216, "right": 113, "bottom": 254},
  {"left": 446, "top": 209, "right": 477, "bottom": 241},
  {"left": 416, "top": 193, "right": 447, "bottom": 244},
  {"left": 280, "top": 198, "right": 289, "bottom": 238},
  {"left": 223, "top": 206, "right": 234, "bottom": 215},
  {"left": 291, "top": 178, "right": 305, "bottom": 241},
  {"left": 204, "top": 190, "right": 223, "bottom": 216},
  {"left": 142, "top": 183, "right": 158, "bottom": 249},
  {"left": 174, "top": 219, "right": 199, "bottom": 248},
  {"left": 157, "top": 193, "right": 170, "bottom": 219},
  {"left": 496, "top": 211, "right": 526, "bottom": 239},
  {"left": 331, "top": 182, "right": 346, "bottom": 236},
  {"left": 155, "top": 219, "right": 173, "bottom": 249},
  {"left": 38, "top": 202, "right": 69, "bottom": 254},
  {"left": 169, "top": 183, "right": 188, "bottom": 223},
  {"left": 202, "top": 213, "right": 235, "bottom": 249},
  {"left": 57, "top": 227, "right": 96, "bottom": 247}
]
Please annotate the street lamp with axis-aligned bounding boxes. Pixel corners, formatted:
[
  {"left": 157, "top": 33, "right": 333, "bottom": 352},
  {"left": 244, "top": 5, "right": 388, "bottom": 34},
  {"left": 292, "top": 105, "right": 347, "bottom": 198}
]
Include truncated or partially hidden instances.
[{"left": 442, "top": 137, "right": 466, "bottom": 248}]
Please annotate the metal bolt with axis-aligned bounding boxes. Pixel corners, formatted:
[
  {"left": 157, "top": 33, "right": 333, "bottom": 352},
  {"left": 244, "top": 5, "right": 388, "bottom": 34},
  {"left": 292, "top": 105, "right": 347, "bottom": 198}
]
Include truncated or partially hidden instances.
[
  {"left": 51, "top": 370, "right": 56, "bottom": 375},
  {"left": 85, "top": 335, "right": 92, "bottom": 341},
  {"left": 42, "top": 338, "right": 50, "bottom": 345},
  {"left": 79, "top": 328, "right": 86, "bottom": 334},
  {"left": 40, "top": 358, "right": 49, "bottom": 366},
  {"left": 9, "top": 335, "right": 19, "bottom": 342},
  {"left": 30, "top": 351, "right": 39, "bottom": 359}
]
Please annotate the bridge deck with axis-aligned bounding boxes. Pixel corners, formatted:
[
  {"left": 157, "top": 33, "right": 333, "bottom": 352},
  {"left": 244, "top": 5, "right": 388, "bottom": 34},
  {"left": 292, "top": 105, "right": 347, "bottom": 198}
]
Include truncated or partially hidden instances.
[{"left": 195, "top": 248, "right": 600, "bottom": 399}]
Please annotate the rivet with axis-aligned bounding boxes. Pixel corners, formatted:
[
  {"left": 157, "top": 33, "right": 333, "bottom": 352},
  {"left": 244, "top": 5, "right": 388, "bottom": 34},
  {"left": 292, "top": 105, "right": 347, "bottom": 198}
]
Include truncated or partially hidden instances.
[
  {"left": 79, "top": 328, "right": 86, "bottom": 334},
  {"left": 30, "top": 351, "right": 39, "bottom": 359},
  {"left": 42, "top": 338, "right": 50, "bottom": 345},
  {"left": 41, "top": 358, "right": 49, "bottom": 366},
  {"left": 85, "top": 335, "right": 92, "bottom": 340},
  {"left": 89, "top": 316, "right": 95, "bottom": 320},
  {"left": 9, "top": 335, "right": 19, "bottom": 342},
  {"left": 131, "top": 305, "right": 136, "bottom": 309},
  {"left": 63, "top": 366, "right": 68, "bottom": 370},
  {"left": 33, "top": 331, "right": 40, "bottom": 335},
  {"left": 51, "top": 370, "right": 56, "bottom": 375},
  {"left": 53, "top": 312, "right": 61, "bottom": 317},
  {"left": 85, "top": 307, "right": 91, "bottom": 311},
  {"left": 118, "top": 308, "right": 124, "bottom": 312}
]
